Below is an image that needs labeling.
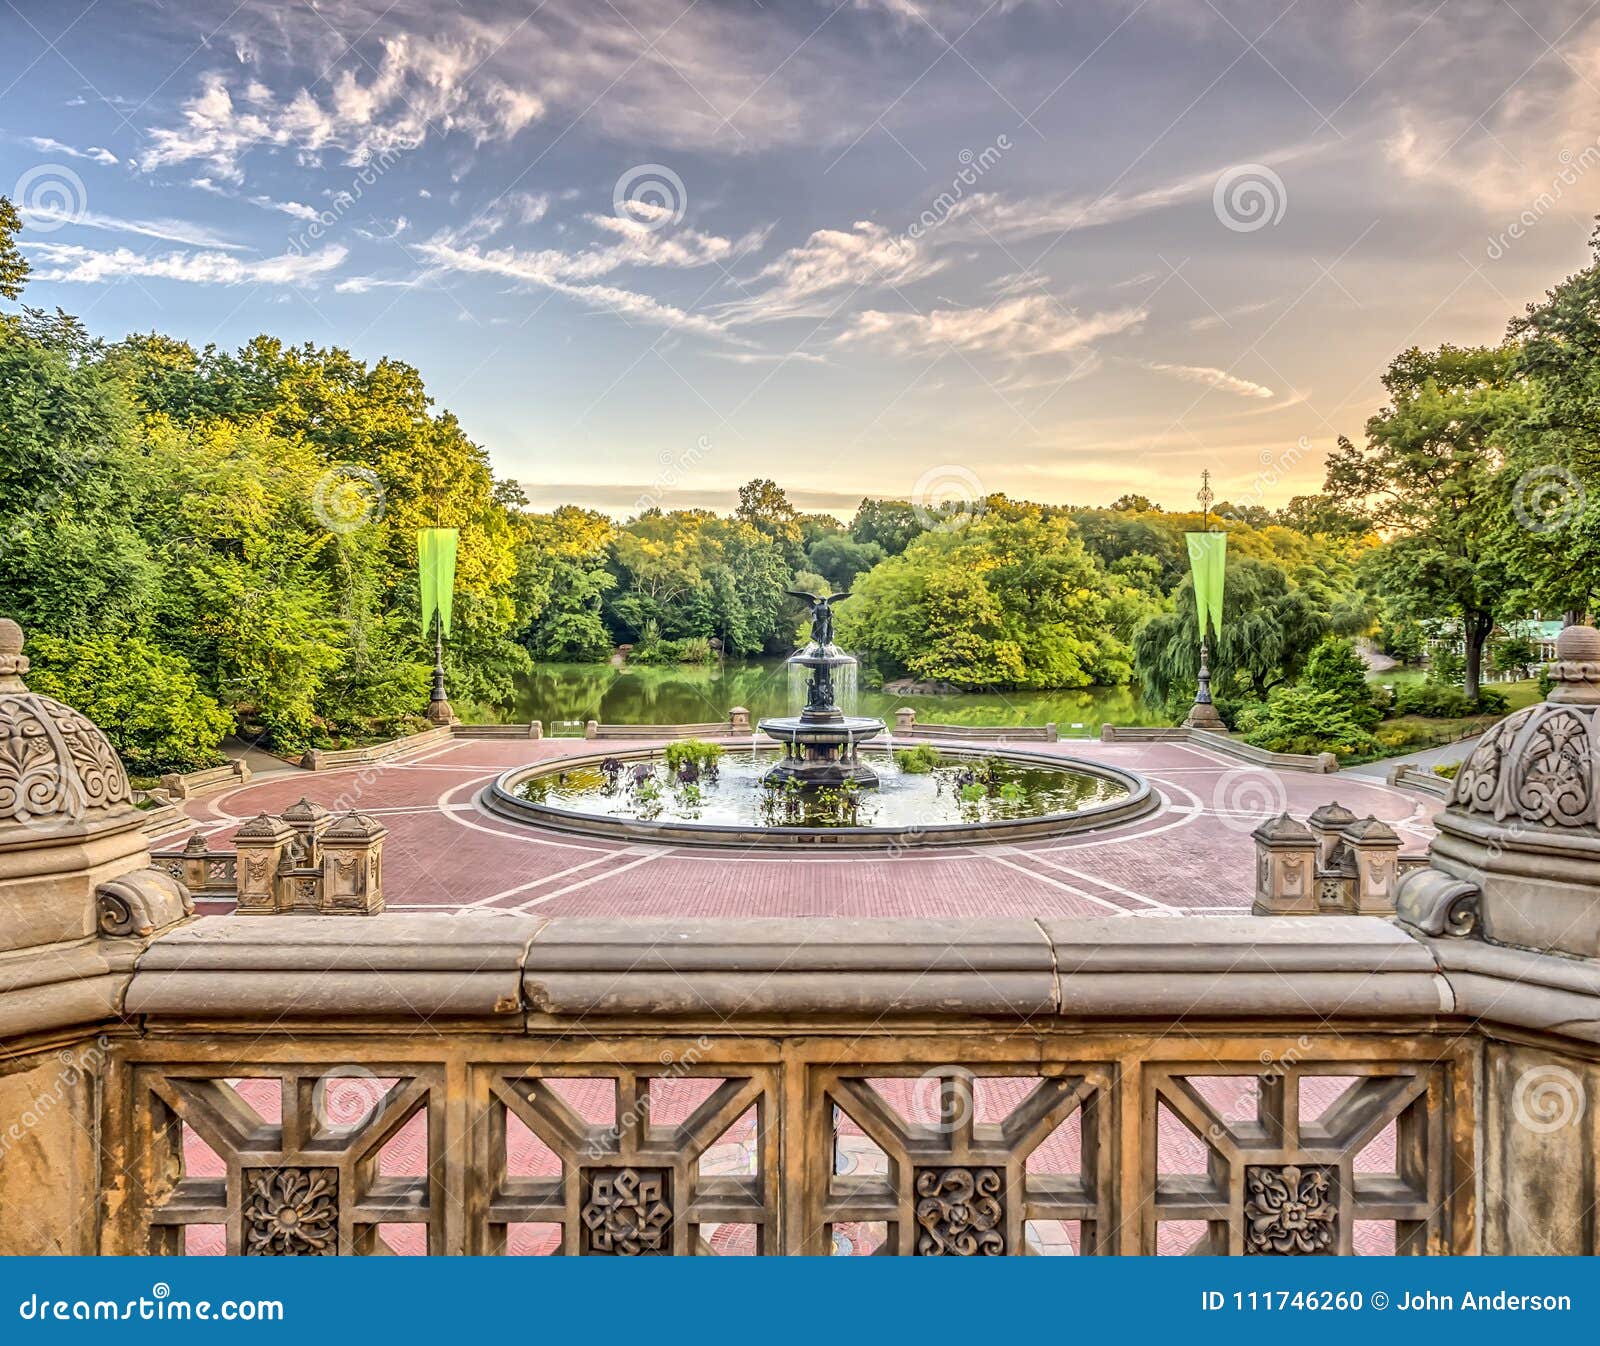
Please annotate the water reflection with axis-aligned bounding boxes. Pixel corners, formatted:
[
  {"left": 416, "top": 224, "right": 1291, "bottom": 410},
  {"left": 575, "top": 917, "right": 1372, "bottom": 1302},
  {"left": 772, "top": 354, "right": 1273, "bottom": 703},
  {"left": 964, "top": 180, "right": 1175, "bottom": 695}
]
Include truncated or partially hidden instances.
[{"left": 488, "top": 658, "right": 1163, "bottom": 734}]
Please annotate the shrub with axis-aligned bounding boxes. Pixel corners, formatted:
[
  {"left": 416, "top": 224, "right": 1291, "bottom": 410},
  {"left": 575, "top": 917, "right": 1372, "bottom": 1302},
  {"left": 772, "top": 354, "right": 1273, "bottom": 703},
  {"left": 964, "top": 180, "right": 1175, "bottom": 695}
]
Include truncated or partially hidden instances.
[
  {"left": 893, "top": 745, "right": 941, "bottom": 773},
  {"left": 1433, "top": 761, "right": 1462, "bottom": 779},
  {"left": 1301, "top": 636, "right": 1382, "bottom": 729},
  {"left": 1473, "top": 686, "right": 1509, "bottom": 715},
  {"left": 1393, "top": 684, "right": 1473, "bottom": 718},
  {"left": 1236, "top": 685, "right": 1381, "bottom": 759},
  {"left": 25, "top": 633, "right": 233, "bottom": 773}
]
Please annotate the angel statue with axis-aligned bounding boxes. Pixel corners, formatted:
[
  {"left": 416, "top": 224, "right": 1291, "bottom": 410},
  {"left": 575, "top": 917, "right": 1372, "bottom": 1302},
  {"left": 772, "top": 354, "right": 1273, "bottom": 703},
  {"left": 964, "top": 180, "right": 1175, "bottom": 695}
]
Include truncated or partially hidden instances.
[{"left": 787, "top": 589, "right": 852, "bottom": 648}]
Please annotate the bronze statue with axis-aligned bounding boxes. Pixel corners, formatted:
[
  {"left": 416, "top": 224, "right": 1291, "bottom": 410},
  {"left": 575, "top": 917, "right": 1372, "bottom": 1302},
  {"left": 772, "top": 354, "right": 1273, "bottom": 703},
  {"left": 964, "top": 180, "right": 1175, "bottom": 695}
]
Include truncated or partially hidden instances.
[{"left": 787, "top": 590, "right": 851, "bottom": 648}]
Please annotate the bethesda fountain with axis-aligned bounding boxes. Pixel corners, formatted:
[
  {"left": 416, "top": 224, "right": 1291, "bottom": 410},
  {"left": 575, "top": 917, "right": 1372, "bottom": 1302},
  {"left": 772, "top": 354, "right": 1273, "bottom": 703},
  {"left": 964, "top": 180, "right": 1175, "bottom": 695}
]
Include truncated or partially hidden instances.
[{"left": 757, "top": 590, "right": 886, "bottom": 788}]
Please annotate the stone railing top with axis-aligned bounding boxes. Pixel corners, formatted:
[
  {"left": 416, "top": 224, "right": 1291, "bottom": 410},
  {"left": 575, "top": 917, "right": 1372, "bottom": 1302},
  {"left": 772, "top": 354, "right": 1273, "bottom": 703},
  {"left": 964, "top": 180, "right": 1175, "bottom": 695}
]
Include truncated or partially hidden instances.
[{"left": 117, "top": 913, "right": 1449, "bottom": 1025}]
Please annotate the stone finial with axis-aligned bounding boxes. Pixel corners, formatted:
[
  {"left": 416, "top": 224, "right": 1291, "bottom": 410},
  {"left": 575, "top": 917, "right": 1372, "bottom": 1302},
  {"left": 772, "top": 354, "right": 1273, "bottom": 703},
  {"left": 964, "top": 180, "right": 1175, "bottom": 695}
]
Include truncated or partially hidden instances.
[
  {"left": 319, "top": 810, "right": 387, "bottom": 914},
  {"left": 1251, "top": 812, "right": 1318, "bottom": 915},
  {"left": 0, "top": 617, "right": 28, "bottom": 691},
  {"left": 1548, "top": 623, "right": 1600, "bottom": 705},
  {"left": 1306, "top": 800, "right": 1357, "bottom": 866}
]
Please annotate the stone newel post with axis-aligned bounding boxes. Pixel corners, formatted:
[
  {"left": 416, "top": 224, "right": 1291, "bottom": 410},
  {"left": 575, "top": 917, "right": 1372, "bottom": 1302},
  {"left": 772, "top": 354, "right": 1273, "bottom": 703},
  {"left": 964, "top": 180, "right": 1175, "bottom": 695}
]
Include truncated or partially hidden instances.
[
  {"left": 319, "top": 811, "right": 388, "bottom": 915},
  {"left": 233, "top": 813, "right": 297, "bottom": 915},
  {"left": 1250, "top": 813, "right": 1317, "bottom": 915}
]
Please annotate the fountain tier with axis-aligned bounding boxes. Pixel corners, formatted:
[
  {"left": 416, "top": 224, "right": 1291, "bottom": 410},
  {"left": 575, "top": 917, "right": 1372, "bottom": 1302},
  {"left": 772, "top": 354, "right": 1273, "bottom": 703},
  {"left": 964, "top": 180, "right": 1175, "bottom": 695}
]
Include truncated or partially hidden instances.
[{"left": 758, "top": 590, "right": 885, "bottom": 789}]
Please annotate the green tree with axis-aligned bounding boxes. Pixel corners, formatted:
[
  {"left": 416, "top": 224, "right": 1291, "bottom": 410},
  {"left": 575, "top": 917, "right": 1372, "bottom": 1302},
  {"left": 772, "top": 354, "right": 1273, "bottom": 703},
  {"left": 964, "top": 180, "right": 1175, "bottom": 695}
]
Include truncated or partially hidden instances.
[
  {"left": 1133, "top": 557, "right": 1328, "bottom": 708},
  {"left": 0, "top": 196, "right": 27, "bottom": 301},
  {"left": 26, "top": 633, "right": 232, "bottom": 773},
  {"left": 1324, "top": 344, "right": 1527, "bottom": 700},
  {"left": 849, "top": 498, "right": 925, "bottom": 556},
  {"left": 837, "top": 509, "right": 1131, "bottom": 689}
]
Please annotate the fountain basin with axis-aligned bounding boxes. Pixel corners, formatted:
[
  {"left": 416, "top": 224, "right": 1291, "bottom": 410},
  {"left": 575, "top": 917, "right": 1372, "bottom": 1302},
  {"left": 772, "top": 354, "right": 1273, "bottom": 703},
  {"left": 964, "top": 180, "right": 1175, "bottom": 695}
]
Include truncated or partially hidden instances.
[{"left": 482, "top": 744, "right": 1156, "bottom": 849}]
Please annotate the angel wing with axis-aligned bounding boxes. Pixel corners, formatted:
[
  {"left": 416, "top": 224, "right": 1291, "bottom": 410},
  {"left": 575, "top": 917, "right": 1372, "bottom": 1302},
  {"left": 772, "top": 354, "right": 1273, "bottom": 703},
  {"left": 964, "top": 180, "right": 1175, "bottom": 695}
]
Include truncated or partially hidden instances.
[
  {"left": 785, "top": 589, "right": 822, "bottom": 604},
  {"left": 826, "top": 592, "right": 851, "bottom": 604}
]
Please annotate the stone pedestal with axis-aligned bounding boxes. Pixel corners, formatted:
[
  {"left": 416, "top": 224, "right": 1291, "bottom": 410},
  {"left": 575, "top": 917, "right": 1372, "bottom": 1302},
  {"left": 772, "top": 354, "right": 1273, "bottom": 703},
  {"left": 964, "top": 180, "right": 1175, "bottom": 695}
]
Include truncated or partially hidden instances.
[
  {"left": 1339, "top": 817, "right": 1402, "bottom": 915},
  {"left": 319, "top": 812, "right": 387, "bottom": 915},
  {"left": 728, "top": 707, "right": 751, "bottom": 734},
  {"left": 233, "top": 813, "right": 297, "bottom": 915},
  {"left": 281, "top": 796, "right": 332, "bottom": 869},
  {"left": 1182, "top": 698, "right": 1226, "bottom": 730},
  {"left": 1251, "top": 814, "right": 1318, "bottom": 915},
  {"left": 894, "top": 707, "right": 916, "bottom": 733}
]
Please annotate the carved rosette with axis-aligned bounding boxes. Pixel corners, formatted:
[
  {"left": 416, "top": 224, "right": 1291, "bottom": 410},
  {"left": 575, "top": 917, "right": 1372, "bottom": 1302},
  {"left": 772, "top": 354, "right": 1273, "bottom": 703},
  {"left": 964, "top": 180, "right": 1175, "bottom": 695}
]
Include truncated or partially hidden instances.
[
  {"left": 1448, "top": 702, "right": 1599, "bottom": 830},
  {"left": 1243, "top": 1164, "right": 1336, "bottom": 1255},
  {"left": 0, "top": 693, "right": 132, "bottom": 827},
  {"left": 580, "top": 1167, "right": 672, "bottom": 1255},
  {"left": 242, "top": 1167, "right": 339, "bottom": 1255},
  {"left": 913, "top": 1166, "right": 1005, "bottom": 1256}
]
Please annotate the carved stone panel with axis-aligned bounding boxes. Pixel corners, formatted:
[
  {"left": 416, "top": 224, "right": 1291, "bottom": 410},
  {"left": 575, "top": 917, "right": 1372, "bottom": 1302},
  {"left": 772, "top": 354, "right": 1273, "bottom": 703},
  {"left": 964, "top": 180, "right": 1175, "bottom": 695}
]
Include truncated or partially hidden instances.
[
  {"left": 242, "top": 1167, "right": 339, "bottom": 1255},
  {"left": 580, "top": 1167, "right": 672, "bottom": 1255},
  {"left": 914, "top": 1166, "right": 1005, "bottom": 1255},
  {"left": 1243, "top": 1164, "right": 1336, "bottom": 1255}
]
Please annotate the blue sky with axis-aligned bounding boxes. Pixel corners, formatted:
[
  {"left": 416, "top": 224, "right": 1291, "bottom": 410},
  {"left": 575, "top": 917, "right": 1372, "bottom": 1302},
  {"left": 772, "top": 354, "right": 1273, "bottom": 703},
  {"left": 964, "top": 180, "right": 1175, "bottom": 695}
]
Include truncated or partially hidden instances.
[{"left": 3, "top": 0, "right": 1598, "bottom": 518}]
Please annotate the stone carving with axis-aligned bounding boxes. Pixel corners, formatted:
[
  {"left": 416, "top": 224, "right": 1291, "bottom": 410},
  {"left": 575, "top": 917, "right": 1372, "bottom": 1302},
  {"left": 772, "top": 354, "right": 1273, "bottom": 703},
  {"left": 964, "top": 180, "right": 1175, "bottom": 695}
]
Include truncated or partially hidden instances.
[
  {"left": 95, "top": 868, "right": 194, "bottom": 937},
  {"left": 1243, "top": 1164, "right": 1336, "bottom": 1254},
  {"left": 580, "top": 1167, "right": 672, "bottom": 1255},
  {"left": 1515, "top": 710, "right": 1591, "bottom": 827},
  {"left": 0, "top": 696, "right": 132, "bottom": 827},
  {"left": 242, "top": 1167, "right": 339, "bottom": 1255},
  {"left": 1450, "top": 707, "right": 1534, "bottom": 814},
  {"left": 914, "top": 1166, "right": 1005, "bottom": 1255}
]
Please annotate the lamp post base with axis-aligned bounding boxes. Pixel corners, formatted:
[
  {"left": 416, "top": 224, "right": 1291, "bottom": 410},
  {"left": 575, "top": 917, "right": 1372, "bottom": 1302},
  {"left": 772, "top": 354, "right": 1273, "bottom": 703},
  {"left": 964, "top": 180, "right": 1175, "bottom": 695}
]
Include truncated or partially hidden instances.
[
  {"left": 425, "top": 698, "right": 457, "bottom": 726},
  {"left": 1183, "top": 699, "right": 1226, "bottom": 730}
]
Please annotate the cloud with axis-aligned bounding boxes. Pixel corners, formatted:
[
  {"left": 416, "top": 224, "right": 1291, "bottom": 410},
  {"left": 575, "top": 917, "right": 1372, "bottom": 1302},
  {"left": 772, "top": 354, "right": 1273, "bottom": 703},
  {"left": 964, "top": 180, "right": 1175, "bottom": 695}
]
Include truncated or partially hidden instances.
[
  {"left": 1145, "top": 362, "right": 1275, "bottom": 400},
  {"left": 719, "top": 221, "right": 943, "bottom": 323},
  {"left": 26, "top": 136, "right": 117, "bottom": 165},
  {"left": 25, "top": 241, "right": 347, "bottom": 285},
  {"left": 836, "top": 294, "right": 1145, "bottom": 360},
  {"left": 135, "top": 0, "right": 870, "bottom": 181},
  {"left": 23, "top": 205, "right": 241, "bottom": 250}
]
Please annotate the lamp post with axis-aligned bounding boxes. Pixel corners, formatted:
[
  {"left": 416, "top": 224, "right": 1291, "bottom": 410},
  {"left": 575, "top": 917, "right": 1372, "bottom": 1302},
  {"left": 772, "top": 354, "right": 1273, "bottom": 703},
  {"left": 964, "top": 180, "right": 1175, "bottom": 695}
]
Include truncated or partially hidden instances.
[{"left": 1183, "top": 471, "right": 1227, "bottom": 730}]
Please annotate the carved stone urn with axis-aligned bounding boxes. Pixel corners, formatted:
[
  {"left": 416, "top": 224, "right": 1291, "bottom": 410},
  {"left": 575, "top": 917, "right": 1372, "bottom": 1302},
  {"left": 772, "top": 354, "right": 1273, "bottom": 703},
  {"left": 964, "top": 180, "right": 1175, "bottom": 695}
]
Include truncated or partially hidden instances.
[
  {"left": 1416, "top": 624, "right": 1600, "bottom": 956},
  {"left": 0, "top": 618, "right": 155, "bottom": 951}
]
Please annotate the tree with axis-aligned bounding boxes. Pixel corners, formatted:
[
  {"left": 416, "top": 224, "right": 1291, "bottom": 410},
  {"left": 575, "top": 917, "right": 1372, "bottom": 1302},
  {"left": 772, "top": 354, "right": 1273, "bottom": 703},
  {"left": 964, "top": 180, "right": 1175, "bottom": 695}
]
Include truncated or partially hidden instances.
[
  {"left": 806, "top": 532, "right": 883, "bottom": 591},
  {"left": 514, "top": 507, "right": 616, "bottom": 661},
  {"left": 0, "top": 196, "right": 27, "bottom": 301},
  {"left": 837, "top": 509, "right": 1132, "bottom": 689},
  {"left": 1110, "top": 493, "right": 1158, "bottom": 512},
  {"left": 26, "top": 633, "right": 232, "bottom": 773},
  {"left": 1323, "top": 344, "right": 1527, "bottom": 700},
  {"left": 1301, "top": 635, "right": 1382, "bottom": 729},
  {"left": 1133, "top": 557, "right": 1328, "bottom": 707},
  {"left": 735, "top": 478, "right": 803, "bottom": 564},
  {"left": 849, "top": 498, "right": 925, "bottom": 556}
]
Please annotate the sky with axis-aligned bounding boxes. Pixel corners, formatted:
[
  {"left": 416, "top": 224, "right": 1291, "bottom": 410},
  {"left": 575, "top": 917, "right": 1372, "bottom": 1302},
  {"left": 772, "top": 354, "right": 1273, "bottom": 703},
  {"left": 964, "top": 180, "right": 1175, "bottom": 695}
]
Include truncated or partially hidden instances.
[{"left": 2, "top": 0, "right": 1599, "bottom": 520}]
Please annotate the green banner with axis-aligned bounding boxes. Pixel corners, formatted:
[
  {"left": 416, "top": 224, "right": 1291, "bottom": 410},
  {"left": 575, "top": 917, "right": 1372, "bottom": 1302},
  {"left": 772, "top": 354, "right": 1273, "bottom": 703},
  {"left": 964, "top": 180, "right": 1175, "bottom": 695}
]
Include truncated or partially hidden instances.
[
  {"left": 1185, "top": 531, "right": 1227, "bottom": 642},
  {"left": 419, "top": 528, "right": 459, "bottom": 638}
]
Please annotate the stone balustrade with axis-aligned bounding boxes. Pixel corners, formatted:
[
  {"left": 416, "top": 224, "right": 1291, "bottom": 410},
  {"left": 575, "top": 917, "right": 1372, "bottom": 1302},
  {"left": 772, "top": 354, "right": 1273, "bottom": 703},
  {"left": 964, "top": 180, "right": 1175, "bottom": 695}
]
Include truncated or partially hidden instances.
[{"left": 4, "top": 616, "right": 1600, "bottom": 1257}]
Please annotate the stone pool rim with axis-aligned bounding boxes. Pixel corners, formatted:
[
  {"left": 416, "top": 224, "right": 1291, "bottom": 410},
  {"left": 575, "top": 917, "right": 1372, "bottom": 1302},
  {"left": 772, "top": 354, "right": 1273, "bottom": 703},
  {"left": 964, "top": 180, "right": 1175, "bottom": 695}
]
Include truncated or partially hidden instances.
[{"left": 481, "top": 743, "right": 1158, "bottom": 850}]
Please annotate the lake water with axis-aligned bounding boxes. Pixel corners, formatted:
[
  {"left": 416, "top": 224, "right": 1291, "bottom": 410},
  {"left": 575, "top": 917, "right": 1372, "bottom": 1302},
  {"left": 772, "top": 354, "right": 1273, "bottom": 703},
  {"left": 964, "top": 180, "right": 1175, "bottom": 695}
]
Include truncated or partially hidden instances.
[{"left": 488, "top": 657, "right": 1166, "bottom": 735}]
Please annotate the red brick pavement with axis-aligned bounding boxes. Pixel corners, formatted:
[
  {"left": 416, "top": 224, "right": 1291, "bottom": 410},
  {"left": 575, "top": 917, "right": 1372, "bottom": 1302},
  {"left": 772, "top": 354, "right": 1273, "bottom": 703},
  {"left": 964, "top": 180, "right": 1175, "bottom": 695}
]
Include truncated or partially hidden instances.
[{"left": 154, "top": 736, "right": 1440, "bottom": 919}]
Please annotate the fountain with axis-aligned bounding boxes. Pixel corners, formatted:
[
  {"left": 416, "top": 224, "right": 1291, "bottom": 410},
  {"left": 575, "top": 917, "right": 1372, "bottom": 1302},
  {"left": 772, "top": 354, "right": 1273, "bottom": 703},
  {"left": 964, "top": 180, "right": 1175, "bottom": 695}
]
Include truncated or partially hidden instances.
[{"left": 757, "top": 590, "right": 886, "bottom": 789}]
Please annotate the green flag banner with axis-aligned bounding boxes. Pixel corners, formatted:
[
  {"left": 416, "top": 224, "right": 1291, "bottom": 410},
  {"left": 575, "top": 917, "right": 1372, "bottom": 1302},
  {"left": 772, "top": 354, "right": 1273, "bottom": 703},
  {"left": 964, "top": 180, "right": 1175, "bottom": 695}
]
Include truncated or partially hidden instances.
[
  {"left": 1185, "top": 531, "right": 1227, "bottom": 643},
  {"left": 419, "top": 528, "right": 459, "bottom": 638}
]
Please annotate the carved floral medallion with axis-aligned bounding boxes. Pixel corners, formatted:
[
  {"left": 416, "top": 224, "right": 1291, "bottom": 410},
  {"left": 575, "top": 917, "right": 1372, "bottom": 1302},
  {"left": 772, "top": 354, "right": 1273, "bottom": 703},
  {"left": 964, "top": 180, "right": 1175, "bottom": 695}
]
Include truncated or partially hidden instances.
[
  {"left": 914, "top": 1166, "right": 1005, "bottom": 1256},
  {"left": 1243, "top": 1164, "right": 1336, "bottom": 1254},
  {"left": 242, "top": 1167, "right": 339, "bottom": 1255}
]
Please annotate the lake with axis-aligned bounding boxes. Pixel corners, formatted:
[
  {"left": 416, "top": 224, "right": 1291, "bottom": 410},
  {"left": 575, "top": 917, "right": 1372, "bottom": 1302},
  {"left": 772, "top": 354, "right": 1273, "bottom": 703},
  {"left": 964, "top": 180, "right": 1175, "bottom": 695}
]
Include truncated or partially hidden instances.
[{"left": 485, "top": 657, "right": 1167, "bottom": 735}]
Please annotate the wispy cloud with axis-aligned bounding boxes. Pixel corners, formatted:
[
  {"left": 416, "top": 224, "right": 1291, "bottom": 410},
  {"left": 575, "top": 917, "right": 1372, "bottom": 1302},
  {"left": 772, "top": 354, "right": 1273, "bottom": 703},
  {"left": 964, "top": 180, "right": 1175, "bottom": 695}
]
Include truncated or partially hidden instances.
[
  {"left": 26, "top": 136, "right": 118, "bottom": 165},
  {"left": 836, "top": 294, "right": 1145, "bottom": 361},
  {"left": 719, "top": 221, "right": 943, "bottom": 323},
  {"left": 23, "top": 206, "right": 241, "bottom": 250},
  {"left": 25, "top": 241, "right": 347, "bottom": 285},
  {"left": 1145, "top": 361, "right": 1275, "bottom": 399}
]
